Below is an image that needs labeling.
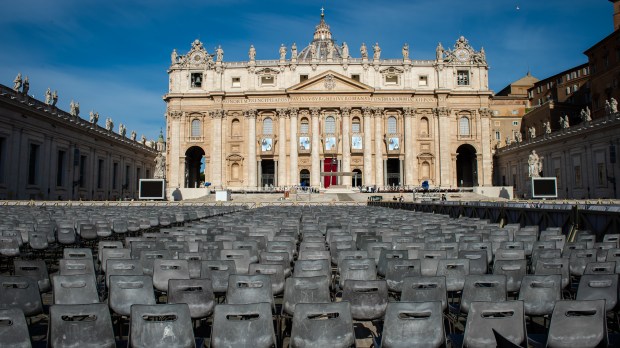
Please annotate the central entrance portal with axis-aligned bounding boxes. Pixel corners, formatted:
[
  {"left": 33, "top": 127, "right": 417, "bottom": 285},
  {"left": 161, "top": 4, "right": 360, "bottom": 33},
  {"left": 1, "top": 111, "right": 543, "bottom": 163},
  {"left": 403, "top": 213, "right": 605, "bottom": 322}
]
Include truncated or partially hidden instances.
[
  {"left": 386, "top": 158, "right": 401, "bottom": 186},
  {"left": 261, "top": 160, "right": 275, "bottom": 187},
  {"left": 456, "top": 144, "right": 478, "bottom": 187},
  {"left": 323, "top": 158, "right": 337, "bottom": 188},
  {"left": 185, "top": 146, "right": 205, "bottom": 188}
]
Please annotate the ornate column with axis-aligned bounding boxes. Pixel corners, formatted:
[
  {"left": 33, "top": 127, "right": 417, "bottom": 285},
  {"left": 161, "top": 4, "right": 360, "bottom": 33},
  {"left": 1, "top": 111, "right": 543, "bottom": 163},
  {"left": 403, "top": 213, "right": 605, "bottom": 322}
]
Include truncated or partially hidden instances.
[
  {"left": 403, "top": 107, "right": 415, "bottom": 186},
  {"left": 210, "top": 109, "right": 224, "bottom": 187},
  {"left": 310, "top": 107, "right": 321, "bottom": 187},
  {"left": 374, "top": 107, "right": 384, "bottom": 187},
  {"left": 289, "top": 108, "right": 298, "bottom": 186},
  {"left": 245, "top": 109, "right": 257, "bottom": 189},
  {"left": 479, "top": 107, "right": 493, "bottom": 186},
  {"left": 363, "top": 107, "right": 373, "bottom": 185},
  {"left": 435, "top": 107, "right": 451, "bottom": 186},
  {"left": 341, "top": 107, "right": 351, "bottom": 187},
  {"left": 167, "top": 110, "right": 182, "bottom": 188},
  {"left": 277, "top": 108, "right": 287, "bottom": 187}
]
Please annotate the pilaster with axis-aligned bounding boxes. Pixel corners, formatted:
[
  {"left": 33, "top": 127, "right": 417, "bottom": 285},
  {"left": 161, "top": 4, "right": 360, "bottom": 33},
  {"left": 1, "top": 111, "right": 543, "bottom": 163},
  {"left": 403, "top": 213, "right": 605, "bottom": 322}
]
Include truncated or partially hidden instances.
[
  {"left": 245, "top": 109, "right": 257, "bottom": 189},
  {"left": 363, "top": 107, "right": 373, "bottom": 186},
  {"left": 289, "top": 108, "right": 298, "bottom": 186},
  {"left": 341, "top": 107, "right": 351, "bottom": 187},
  {"left": 374, "top": 107, "right": 384, "bottom": 187},
  {"left": 310, "top": 107, "right": 321, "bottom": 187}
]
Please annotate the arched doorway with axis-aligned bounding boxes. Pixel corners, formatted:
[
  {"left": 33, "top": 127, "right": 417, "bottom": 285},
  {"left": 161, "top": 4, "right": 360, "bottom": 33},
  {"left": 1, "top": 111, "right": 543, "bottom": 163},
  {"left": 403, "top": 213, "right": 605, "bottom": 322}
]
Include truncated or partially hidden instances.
[
  {"left": 299, "top": 169, "right": 310, "bottom": 187},
  {"left": 185, "top": 146, "right": 205, "bottom": 188},
  {"left": 352, "top": 169, "right": 362, "bottom": 188},
  {"left": 456, "top": 144, "right": 478, "bottom": 187}
]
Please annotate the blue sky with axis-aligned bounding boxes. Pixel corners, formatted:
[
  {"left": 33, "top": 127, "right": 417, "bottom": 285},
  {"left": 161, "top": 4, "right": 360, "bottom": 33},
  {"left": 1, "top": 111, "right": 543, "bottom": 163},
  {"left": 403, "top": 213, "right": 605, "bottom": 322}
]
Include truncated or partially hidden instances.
[{"left": 0, "top": 0, "right": 612, "bottom": 140}]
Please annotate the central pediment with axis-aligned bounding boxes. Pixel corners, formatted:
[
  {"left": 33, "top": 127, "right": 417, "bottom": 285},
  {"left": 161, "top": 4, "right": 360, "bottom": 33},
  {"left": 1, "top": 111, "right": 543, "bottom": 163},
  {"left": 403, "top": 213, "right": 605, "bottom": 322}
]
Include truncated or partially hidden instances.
[{"left": 286, "top": 70, "right": 374, "bottom": 93}]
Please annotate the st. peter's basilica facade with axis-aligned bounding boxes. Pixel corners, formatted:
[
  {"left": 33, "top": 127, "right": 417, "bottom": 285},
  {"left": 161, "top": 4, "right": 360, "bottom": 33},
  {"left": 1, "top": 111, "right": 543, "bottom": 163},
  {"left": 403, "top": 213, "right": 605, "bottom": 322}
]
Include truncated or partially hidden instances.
[{"left": 164, "top": 12, "right": 492, "bottom": 190}]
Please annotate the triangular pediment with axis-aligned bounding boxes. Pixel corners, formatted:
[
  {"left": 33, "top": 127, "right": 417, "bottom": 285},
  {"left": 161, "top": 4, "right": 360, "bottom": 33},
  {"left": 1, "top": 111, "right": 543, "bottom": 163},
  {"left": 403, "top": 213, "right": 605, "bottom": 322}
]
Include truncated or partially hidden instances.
[{"left": 287, "top": 70, "right": 374, "bottom": 93}]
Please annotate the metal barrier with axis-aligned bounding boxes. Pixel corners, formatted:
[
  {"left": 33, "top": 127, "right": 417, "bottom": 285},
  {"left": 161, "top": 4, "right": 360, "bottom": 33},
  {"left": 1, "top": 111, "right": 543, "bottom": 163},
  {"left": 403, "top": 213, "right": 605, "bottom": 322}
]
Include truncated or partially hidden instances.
[{"left": 369, "top": 201, "right": 620, "bottom": 240}]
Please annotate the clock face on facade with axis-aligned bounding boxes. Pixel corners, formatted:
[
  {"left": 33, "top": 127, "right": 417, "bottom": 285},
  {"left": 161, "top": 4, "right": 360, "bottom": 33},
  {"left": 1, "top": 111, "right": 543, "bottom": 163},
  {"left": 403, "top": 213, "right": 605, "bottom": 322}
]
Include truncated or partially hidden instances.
[
  {"left": 455, "top": 48, "right": 470, "bottom": 62},
  {"left": 192, "top": 54, "right": 202, "bottom": 62}
]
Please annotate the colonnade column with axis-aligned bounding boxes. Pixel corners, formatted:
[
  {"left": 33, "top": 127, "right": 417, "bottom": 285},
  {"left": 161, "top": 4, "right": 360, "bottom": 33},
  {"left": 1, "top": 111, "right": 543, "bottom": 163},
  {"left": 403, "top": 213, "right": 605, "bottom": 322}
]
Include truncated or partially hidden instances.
[
  {"left": 374, "top": 107, "right": 384, "bottom": 187},
  {"left": 210, "top": 109, "right": 224, "bottom": 188},
  {"left": 403, "top": 107, "right": 415, "bottom": 185},
  {"left": 341, "top": 107, "right": 351, "bottom": 187},
  {"left": 167, "top": 111, "right": 182, "bottom": 188},
  {"left": 310, "top": 107, "right": 321, "bottom": 187},
  {"left": 289, "top": 108, "right": 298, "bottom": 186},
  {"left": 362, "top": 107, "right": 373, "bottom": 186},
  {"left": 245, "top": 109, "right": 257, "bottom": 189},
  {"left": 277, "top": 108, "right": 287, "bottom": 187}
]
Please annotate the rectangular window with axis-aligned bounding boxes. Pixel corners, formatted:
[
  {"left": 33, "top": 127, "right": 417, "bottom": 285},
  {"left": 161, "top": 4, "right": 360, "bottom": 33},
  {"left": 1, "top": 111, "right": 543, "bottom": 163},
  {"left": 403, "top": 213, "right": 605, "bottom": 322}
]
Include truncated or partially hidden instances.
[
  {"left": 512, "top": 121, "right": 519, "bottom": 126},
  {"left": 97, "top": 159, "right": 104, "bottom": 189},
  {"left": 0, "top": 137, "right": 5, "bottom": 184},
  {"left": 28, "top": 144, "right": 40, "bottom": 185},
  {"left": 457, "top": 70, "right": 469, "bottom": 86},
  {"left": 113, "top": 162, "right": 118, "bottom": 190},
  {"left": 557, "top": 77, "right": 563, "bottom": 84},
  {"left": 574, "top": 165, "right": 582, "bottom": 188},
  {"left": 511, "top": 110, "right": 518, "bottom": 115},
  {"left": 146, "top": 169, "right": 150, "bottom": 178},
  {"left": 231, "top": 77, "right": 241, "bottom": 88},
  {"left": 79, "top": 155, "right": 86, "bottom": 188},
  {"left": 495, "top": 131, "right": 501, "bottom": 140},
  {"left": 418, "top": 75, "right": 428, "bottom": 86},
  {"left": 566, "top": 87, "right": 571, "bottom": 95},
  {"left": 56, "top": 150, "right": 65, "bottom": 187},
  {"left": 494, "top": 121, "right": 501, "bottom": 126},
  {"left": 300, "top": 74, "right": 309, "bottom": 82},
  {"left": 385, "top": 75, "right": 398, "bottom": 85},
  {"left": 260, "top": 75, "right": 275, "bottom": 86},
  {"left": 351, "top": 74, "right": 360, "bottom": 82},
  {"left": 190, "top": 73, "right": 202, "bottom": 88},
  {"left": 572, "top": 84, "right": 578, "bottom": 92}
]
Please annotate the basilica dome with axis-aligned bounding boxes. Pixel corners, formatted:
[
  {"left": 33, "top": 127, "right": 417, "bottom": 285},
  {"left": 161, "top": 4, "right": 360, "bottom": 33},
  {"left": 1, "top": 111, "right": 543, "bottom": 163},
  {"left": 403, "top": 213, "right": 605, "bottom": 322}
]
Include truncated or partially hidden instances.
[{"left": 297, "top": 11, "right": 344, "bottom": 61}]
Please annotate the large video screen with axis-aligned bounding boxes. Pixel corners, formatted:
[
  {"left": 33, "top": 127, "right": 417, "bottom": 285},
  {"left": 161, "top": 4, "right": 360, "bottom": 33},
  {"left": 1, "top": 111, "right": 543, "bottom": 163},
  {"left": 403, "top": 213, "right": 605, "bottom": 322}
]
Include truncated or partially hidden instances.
[
  {"left": 139, "top": 179, "right": 165, "bottom": 200},
  {"left": 532, "top": 177, "right": 557, "bottom": 198}
]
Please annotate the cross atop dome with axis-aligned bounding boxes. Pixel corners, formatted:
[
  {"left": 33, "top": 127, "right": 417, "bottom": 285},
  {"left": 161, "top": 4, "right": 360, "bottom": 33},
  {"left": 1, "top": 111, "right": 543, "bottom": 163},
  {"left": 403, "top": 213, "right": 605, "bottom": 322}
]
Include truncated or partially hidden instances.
[{"left": 313, "top": 7, "right": 332, "bottom": 41}]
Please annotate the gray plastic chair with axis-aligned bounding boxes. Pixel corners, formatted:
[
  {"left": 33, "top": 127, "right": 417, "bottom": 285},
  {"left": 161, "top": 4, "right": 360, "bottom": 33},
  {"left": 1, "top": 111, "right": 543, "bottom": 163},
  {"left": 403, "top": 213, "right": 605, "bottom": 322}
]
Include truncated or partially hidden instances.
[
  {"left": 105, "top": 259, "right": 143, "bottom": 288},
  {"left": 460, "top": 274, "right": 507, "bottom": 314},
  {"left": 518, "top": 275, "right": 561, "bottom": 316},
  {"left": 282, "top": 275, "right": 331, "bottom": 317},
  {"left": 52, "top": 274, "right": 99, "bottom": 305},
  {"left": 14, "top": 260, "right": 50, "bottom": 293},
  {"left": 463, "top": 300, "right": 526, "bottom": 348},
  {"left": 338, "top": 258, "right": 376, "bottom": 289},
  {"left": 49, "top": 303, "right": 115, "bottom": 348},
  {"left": 108, "top": 275, "right": 156, "bottom": 317},
  {"left": 377, "top": 249, "right": 408, "bottom": 277},
  {"left": 259, "top": 251, "right": 291, "bottom": 277},
  {"left": 576, "top": 274, "right": 619, "bottom": 312},
  {"left": 226, "top": 274, "right": 273, "bottom": 310},
  {"left": 249, "top": 263, "right": 285, "bottom": 296},
  {"left": 168, "top": 278, "right": 214, "bottom": 319},
  {"left": 458, "top": 250, "right": 488, "bottom": 275},
  {"left": 401, "top": 276, "right": 447, "bottom": 311},
  {"left": 129, "top": 303, "right": 195, "bottom": 348},
  {"left": 436, "top": 258, "right": 470, "bottom": 292},
  {"left": 546, "top": 299, "right": 607, "bottom": 348},
  {"left": 152, "top": 259, "right": 190, "bottom": 292},
  {"left": 584, "top": 261, "right": 616, "bottom": 275},
  {"left": 342, "top": 279, "right": 388, "bottom": 320},
  {"left": 290, "top": 302, "right": 355, "bottom": 348},
  {"left": 200, "top": 260, "right": 236, "bottom": 293},
  {"left": 569, "top": 249, "right": 597, "bottom": 277},
  {"left": 381, "top": 301, "right": 445, "bottom": 348},
  {"left": 0, "top": 276, "right": 43, "bottom": 317},
  {"left": 385, "top": 259, "right": 421, "bottom": 292},
  {"left": 493, "top": 259, "right": 527, "bottom": 293},
  {"left": 535, "top": 258, "right": 570, "bottom": 289},
  {"left": 211, "top": 302, "right": 275, "bottom": 348},
  {"left": 293, "top": 259, "right": 331, "bottom": 280},
  {"left": 0, "top": 308, "right": 31, "bottom": 348},
  {"left": 221, "top": 249, "right": 254, "bottom": 274}
]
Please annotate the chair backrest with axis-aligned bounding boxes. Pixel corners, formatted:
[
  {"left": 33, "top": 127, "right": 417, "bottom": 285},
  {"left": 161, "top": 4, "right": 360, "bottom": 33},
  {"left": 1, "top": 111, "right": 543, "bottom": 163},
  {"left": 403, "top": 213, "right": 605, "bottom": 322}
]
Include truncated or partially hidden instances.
[
  {"left": 401, "top": 276, "right": 447, "bottom": 311},
  {"left": 492, "top": 259, "right": 528, "bottom": 293},
  {"left": 494, "top": 249, "right": 525, "bottom": 261},
  {"left": 211, "top": 302, "right": 275, "bottom": 348},
  {"left": 547, "top": 300, "right": 608, "bottom": 348},
  {"left": 0, "top": 276, "right": 43, "bottom": 317},
  {"left": 584, "top": 261, "right": 616, "bottom": 275},
  {"left": 290, "top": 301, "right": 355, "bottom": 348},
  {"left": 518, "top": 274, "right": 561, "bottom": 316},
  {"left": 226, "top": 274, "right": 273, "bottom": 308},
  {"left": 569, "top": 249, "right": 598, "bottom": 276},
  {"left": 105, "top": 259, "right": 143, "bottom": 288},
  {"left": 62, "top": 248, "right": 93, "bottom": 259},
  {"left": 293, "top": 259, "right": 331, "bottom": 280},
  {"left": 377, "top": 249, "right": 408, "bottom": 277},
  {"left": 100, "top": 248, "right": 131, "bottom": 273},
  {"left": 282, "top": 276, "right": 331, "bottom": 316},
  {"left": 576, "top": 274, "right": 619, "bottom": 312},
  {"left": 458, "top": 250, "right": 488, "bottom": 275},
  {"left": 463, "top": 300, "right": 526, "bottom": 348},
  {"left": 168, "top": 278, "right": 214, "bottom": 319},
  {"left": 384, "top": 259, "right": 421, "bottom": 293},
  {"left": 0, "top": 308, "right": 31, "bottom": 348},
  {"left": 460, "top": 274, "right": 507, "bottom": 314},
  {"left": 342, "top": 279, "right": 388, "bottom": 320},
  {"left": 220, "top": 249, "right": 254, "bottom": 274},
  {"left": 249, "top": 263, "right": 285, "bottom": 296},
  {"left": 152, "top": 259, "right": 190, "bottom": 292},
  {"left": 381, "top": 301, "right": 445, "bottom": 348},
  {"left": 200, "top": 260, "right": 236, "bottom": 293},
  {"left": 259, "top": 251, "right": 291, "bottom": 276},
  {"left": 436, "top": 258, "right": 470, "bottom": 292},
  {"left": 108, "top": 275, "right": 156, "bottom": 317},
  {"left": 52, "top": 274, "right": 99, "bottom": 305},
  {"left": 13, "top": 260, "right": 50, "bottom": 293},
  {"left": 129, "top": 304, "right": 195, "bottom": 348},
  {"left": 139, "top": 249, "right": 173, "bottom": 276},
  {"left": 49, "top": 303, "right": 115, "bottom": 348},
  {"left": 535, "top": 258, "right": 570, "bottom": 289},
  {"left": 58, "top": 258, "right": 95, "bottom": 276},
  {"left": 339, "top": 258, "right": 377, "bottom": 288},
  {"left": 336, "top": 250, "right": 368, "bottom": 269},
  {"left": 97, "top": 240, "right": 123, "bottom": 263}
]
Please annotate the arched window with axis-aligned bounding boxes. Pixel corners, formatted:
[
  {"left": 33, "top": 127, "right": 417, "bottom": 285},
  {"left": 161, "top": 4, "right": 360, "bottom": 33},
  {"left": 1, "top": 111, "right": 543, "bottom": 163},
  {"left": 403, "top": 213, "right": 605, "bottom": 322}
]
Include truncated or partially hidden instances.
[
  {"left": 263, "top": 117, "right": 273, "bottom": 134},
  {"left": 420, "top": 117, "right": 430, "bottom": 136},
  {"left": 387, "top": 116, "right": 397, "bottom": 134},
  {"left": 231, "top": 163, "right": 240, "bottom": 180},
  {"left": 422, "top": 161, "right": 430, "bottom": 179},
  {"left": 300, "top": 118, "right": 310, "bottom": 133},
  {"left": 352, "top": 117, "right": 361, "bottom": 133},
  {"left": 325, "top": 116, "right": 336, "bottom": 134},
  {"left": 459, "top": 116, "right": 470, "bottom": 136},
  {"left": 191, "top": 119, "right": 201, "bottom": 137},
  {"left": 231, "top": 119, "right": 241, "bottom": 137}
]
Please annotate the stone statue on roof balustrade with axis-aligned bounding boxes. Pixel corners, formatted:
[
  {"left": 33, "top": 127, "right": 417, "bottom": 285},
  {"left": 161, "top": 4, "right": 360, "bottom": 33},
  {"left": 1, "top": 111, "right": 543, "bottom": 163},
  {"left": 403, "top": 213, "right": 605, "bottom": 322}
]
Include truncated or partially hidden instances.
[{"left": 13, "top": 73, "right": 22, "bottom": 92}]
